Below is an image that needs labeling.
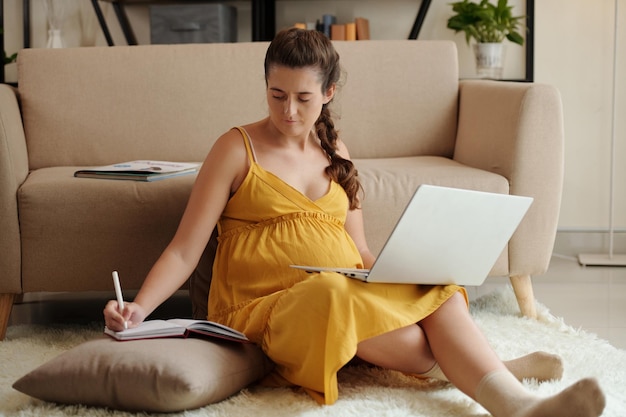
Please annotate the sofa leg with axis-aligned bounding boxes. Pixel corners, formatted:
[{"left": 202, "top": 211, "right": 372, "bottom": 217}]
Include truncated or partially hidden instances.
[
  {"left": 509, "top": 275, "right": 537, "bottom": 319},
  {"left": 0, "top": 293, "right": 15, "bottom": 341}
]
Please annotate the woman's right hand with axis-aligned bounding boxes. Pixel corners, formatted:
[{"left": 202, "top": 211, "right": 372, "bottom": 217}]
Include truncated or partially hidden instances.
[{"left": 103, "top": 300, "right": 147, "bottom": 332}]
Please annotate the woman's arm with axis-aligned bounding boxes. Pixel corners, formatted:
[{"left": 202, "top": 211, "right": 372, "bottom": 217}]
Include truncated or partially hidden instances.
[
  {"left": 345, "top": 207, "right": 376, "bottom": 269},
  {"left": 336, "top": 139, "right": 376, "bottom": 269},
  {"left": 104, "top": 129, "right": 248, "bottom": 330}
]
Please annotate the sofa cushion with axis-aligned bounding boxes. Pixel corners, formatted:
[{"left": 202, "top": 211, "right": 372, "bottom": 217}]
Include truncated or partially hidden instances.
[
  {"left": 333, "top": 40, "right": 459, "bottom": 159},
  {"left": 18, "top": 156, "right": 511, "bottom": 297},
  {"left": 12, "top": 336, "right": 273, "bottom": 412},
  {"left": 18, "top": 44, "right": 268, "bottom": 169},
  {"left": 18, "top": 41, "right": 458, "bottom": 169},
  {"left": 18, "top": 167, "right": 197, "bottom": 292}
]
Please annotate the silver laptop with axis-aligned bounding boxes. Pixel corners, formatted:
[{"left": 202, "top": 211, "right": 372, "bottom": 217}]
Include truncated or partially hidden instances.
[{"left": 290, "top": 184, "right": 533, "bottom": 286}]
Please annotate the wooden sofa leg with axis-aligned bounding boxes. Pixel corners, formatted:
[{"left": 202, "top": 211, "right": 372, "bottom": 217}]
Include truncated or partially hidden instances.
[
  {"left": 0, "top": 293, "right": 16, "bottom": 341},
  {"left": 509, "top": 275, "right": 537, "bottom": 319}
]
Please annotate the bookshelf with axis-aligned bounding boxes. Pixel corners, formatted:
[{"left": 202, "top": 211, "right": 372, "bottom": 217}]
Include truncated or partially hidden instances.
[
  {"left": 90, "top": 0, "right": 434, "bottom": 45},
  {"left": 92, "top": 0, "right": 275, "bottom": 45},
  {"left": 1, "top": 0, "right": 533, "bottom": 83}
]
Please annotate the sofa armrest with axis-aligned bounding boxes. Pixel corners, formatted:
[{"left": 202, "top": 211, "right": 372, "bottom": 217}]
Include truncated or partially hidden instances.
[
  {"left": 454, "top": 80, "right": 564, "bottom": 276},
  {"left": 0, "top": 84, "right": 29, "bottom": 293}
]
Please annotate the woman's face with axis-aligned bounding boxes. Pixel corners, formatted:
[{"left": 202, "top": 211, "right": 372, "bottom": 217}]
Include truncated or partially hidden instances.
[{"left": 266, "top": 65, "right": 335, "bottom": 138}]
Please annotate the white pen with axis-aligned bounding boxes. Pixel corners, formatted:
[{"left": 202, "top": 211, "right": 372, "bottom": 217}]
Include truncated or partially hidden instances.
[{"left": 112, "top": 270, "right": 128, "bottom": 330}]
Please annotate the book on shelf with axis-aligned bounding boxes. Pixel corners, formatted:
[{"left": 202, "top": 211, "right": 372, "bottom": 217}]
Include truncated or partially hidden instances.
[
  {"left": 355, "top": 17, "right": 370, "bottom": 40},
  {"left": 74, "top": 160, "right": 200, "bottom": 182},
  {"left": 345, "top": 22, "right": 356, "bottom": 40},
  {"left": 330, "top": 23, "right": 357, "bottom": 41},
  {"left": 331, "top": 24, "right": 346, "bottom": 40},
  {"left": 321, "top": 14, "right": 336, "bottom": 37},
  {"left": 294, "top": 22, "right": 317, "bottom": 31},
  {"left": 293, "top": 16, "right": 367, "bottom": 41},
  {"left": 104, "top": 318, "right": 250, "bottom": 343}
]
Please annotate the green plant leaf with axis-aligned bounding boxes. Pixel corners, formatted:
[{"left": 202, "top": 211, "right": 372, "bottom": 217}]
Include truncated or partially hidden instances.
[
  {"left": 506, "top": 31, "right": 524, "bottom": 45},
  {"left": 447, "top": 0, "right": 525, "bottom": 46},
  {"left": 1, "top": 26, "right": 18, "bottom": 65}
]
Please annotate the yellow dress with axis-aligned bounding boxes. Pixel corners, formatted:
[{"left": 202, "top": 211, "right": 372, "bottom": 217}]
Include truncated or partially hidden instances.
[{"left": 208, "top": 127, "right": 467, "bottom": 405}]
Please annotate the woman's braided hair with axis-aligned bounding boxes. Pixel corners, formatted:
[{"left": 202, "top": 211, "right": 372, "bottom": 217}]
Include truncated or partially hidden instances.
[{"left": 264, "top": 28, "right": 362, "bottom": 210}]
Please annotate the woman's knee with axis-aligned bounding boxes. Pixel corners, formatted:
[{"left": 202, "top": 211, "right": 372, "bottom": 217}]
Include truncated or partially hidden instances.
[
  {"left": 443, "top": 291, "right": 468, "bottom": 309},
  {"left": 420, "top": 290, "right": 470, "bottom": 328}
]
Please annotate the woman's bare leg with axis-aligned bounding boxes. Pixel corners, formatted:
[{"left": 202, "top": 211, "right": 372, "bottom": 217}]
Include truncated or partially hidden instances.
[
  {"left": 419, "top": 292, "right": 509, "bottom": 392},
  {"left": 355, "top": 298, "right": 563, "bottom": 383},
  {"left": 419, "top": 292, "right": 605, "bottom": 417},
  {"left": 356, "top": 323, "right": 436, "bottom": 375}
]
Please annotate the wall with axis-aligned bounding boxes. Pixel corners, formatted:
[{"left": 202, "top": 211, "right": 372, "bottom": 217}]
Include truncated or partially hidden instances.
[
  {"left": 535, "top": 0, "right": 625, "bottom": 234},
  {"left": 3, "top": 0, "right": 624, "bottom": 236}
]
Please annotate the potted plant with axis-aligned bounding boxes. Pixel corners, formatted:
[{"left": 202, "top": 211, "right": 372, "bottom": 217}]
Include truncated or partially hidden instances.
[{"left": 447, "top": 0, "right": 525, "bottom": 79}]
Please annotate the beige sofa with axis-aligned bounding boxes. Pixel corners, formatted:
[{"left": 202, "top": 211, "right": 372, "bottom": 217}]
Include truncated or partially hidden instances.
[{"left": 0, "top": 40, "right": 563, "bottom": 340}]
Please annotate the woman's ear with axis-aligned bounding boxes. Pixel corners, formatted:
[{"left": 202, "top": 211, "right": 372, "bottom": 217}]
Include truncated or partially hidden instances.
[{"left": 323, "top": 84, "right": 336, "bottom": 104}]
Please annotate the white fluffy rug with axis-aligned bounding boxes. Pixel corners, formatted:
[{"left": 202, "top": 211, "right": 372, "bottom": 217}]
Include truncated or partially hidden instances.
[{"left": 1, "top": 287, "right": 625, "bottom": 417}]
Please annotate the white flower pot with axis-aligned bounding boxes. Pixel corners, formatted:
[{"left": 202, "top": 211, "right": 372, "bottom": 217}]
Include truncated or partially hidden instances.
[
  {"left": 473, "top": 43, "right": 505, "bottom": 79},
  {"left": 46, "top": 29, "right": 65, "bottom": 48},
  {"left": 44, "top": 0, "right": 66, "bottom": 49}
]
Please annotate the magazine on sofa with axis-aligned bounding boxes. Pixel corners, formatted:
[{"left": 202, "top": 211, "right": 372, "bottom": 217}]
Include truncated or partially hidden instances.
[
  {"left": 104, "top": 319, "right": 249, "bottom": 343},
  {"left": 74, "top": 160, "right": 200, "bottom": 182}
]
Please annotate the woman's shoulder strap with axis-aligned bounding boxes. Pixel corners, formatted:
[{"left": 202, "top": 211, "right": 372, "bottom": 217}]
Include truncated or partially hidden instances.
[{"left": 232, "top": 126, "right": 258, "bottom": 163}]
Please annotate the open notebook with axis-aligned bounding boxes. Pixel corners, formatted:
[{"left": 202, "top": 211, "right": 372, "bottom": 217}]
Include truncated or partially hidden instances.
[{"left": 290, "top": 185, "right": 533, "bottom": 286}]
